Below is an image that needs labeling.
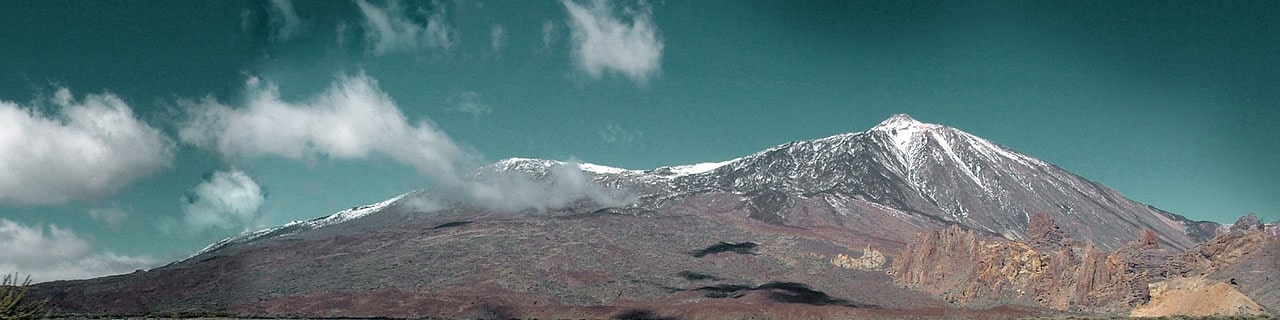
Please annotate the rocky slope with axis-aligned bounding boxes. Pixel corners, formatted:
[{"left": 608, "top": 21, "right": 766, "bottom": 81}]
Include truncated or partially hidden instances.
[
  {"left": 29, "top": 114, "right": 1228, "bottom": 318},
  {"left": 1132, "top": 276, "right": 1266, "bottom": 317},
  {"left": 890, "top": 213, "right": 1277, "bottom": 316}
]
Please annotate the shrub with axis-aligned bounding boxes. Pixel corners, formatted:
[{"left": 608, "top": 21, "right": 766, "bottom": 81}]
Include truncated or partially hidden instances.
[{"left": 1, "top": 273, "right": 48, "bottom": 320}]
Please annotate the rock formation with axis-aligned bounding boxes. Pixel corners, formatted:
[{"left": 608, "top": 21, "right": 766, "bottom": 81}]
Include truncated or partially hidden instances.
[
  {"left": 891, "top": 212, "right": 1279, "bottom": 316},
  {"left": 1155, "top": 213, "right": 1280, "bottom": 314},
  {"left": 830, "top": 245, "right": 886, "bottom": 270},
  {"left": 892, "top": 214, "right": 1173, "bottom": 313}
]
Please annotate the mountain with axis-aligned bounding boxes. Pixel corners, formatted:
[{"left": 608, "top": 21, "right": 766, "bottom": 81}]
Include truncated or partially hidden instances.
[
  {"left": 652, "top": 114, "right": 1203, "bottom": 250},
  {"left": 30, "top": 114, "right": 1231, "bottom": 318}
]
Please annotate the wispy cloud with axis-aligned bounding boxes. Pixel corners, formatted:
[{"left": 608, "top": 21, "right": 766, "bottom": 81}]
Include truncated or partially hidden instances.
[
  {"left": 267, "top": 0, "right": 308, "bottom": 41},
  {"left": 541, "top": 21, "right": 558, "bottom": 49},
  {"left": 0, "top": 88, "right": 174, "bottom": 205},
  {"left": 490, "top": 25, "right": 506, "bottom": 52},
  {"left": 562, "top": 0, "right": 663, "bottom": 84},
  {"left": 447, "top": 91, "right": 492, "bottom": 118},
  {"left": 0, "top": 219, "right": 157, "bottom": 283},
  {"left": 600, "top": 123, "right": 642, "bottom": 145},
  {"left": 179, "top": 73, "right": 631, "bottom": 213},
  {"left": 88, "top": 206, "right": 129, "bottom": 229},
  {"left": 356, "top": 0, "right": 454, "bottom": 55},
  {"left": 181, "top": 170, "right": 266, "bottom": 232},
  {"left": 335, "top": 20, "right": 350, "bottom": 47}
]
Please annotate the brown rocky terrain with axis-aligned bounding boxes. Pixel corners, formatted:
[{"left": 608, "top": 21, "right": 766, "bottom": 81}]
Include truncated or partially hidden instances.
[
  {"left": 31, "top": 203, "right": 1053, "bottom": 319},
  {"left": 1131, "top": 276, "right": 1266, "bottom": 317},
  {"left": 1159, "top": 213, "right": 1280, "bottom": 314},
  {"left": 891, "top": 213, "right": 1278, "bottom": 316}
]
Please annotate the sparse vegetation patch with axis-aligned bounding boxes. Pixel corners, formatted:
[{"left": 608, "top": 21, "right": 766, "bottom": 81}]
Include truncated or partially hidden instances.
[{"left": 1, "top": 274, "right": 48, "bottom": 320}]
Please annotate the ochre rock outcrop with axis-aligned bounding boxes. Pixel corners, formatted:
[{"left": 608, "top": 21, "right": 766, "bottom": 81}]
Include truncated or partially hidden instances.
[
  {"left": 1131, "top": 276, "right": 1266, "bottom": 317},
  {"left": 831, "top": 245, "right": 886, "bottom": 270},
  {"left": 889, "top": 214, "right": 1166, "bottom": 313}
]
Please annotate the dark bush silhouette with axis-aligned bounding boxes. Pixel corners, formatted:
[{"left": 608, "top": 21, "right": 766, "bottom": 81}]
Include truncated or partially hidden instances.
[
  {"left": 691, "top": 242, "right": 757, "bottom": 257},
  {"left": 477, "top": 304, "right": 515, "bottom": 319}
]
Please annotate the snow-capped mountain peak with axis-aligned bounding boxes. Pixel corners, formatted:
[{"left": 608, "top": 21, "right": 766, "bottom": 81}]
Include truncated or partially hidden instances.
[
  {"left": 869, "top": 114, "right": 941, "bottom": 161},
  {"left": 871, "top": 113, "right": 926, "bottom": 130}
]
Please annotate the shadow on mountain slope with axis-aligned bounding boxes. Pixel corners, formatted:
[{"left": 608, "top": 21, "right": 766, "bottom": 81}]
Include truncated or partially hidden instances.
[
  {"left": 690, "top": 242, "right": 757, "bottom": 257},
  {"left": 691, "top": 281, "right": 879, "bottom": 308}
]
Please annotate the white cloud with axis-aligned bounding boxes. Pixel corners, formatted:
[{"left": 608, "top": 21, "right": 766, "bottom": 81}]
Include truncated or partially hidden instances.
[
  {"left": 562, "top": 0, "right": 663, "bottom": 84},
  {"left": 267, "top": 0, "right": 307, "bottom": 41},
  {"left": 0, "top": 219, "right": 157, "bottom": 283},
  {"left": 490, "top": 24, "right": 506, "bottom": 52},
  {"left": 541, "top": 21, "right": 558, "bottom": 49},
  {"left": 447, "top": 91, "right": 492, "bottom": 118},
  {"left": 179, "top": 73, "right": 473, "bottom": 185},
  {"left": 88, "top": 206, "right": 128, "bottom": 229},
  {"left": 0, "top": 88, "right": 174, "bottom": 205},
  {"left": 600, "top": 123, "right": 641, "bottom": 145},
  {"left": 356, "top": 0, "right": 454, "bottom": 55},
  {"left": 181, "top": 170, "right": 266, "bottom": 232},
  {"left": 179, "top": 73, "right": 632, "bottom": 213}
]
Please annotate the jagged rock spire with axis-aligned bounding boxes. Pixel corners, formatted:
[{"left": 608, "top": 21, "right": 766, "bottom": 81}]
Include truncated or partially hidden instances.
[{"left": 1231, "top": 212, "right": 1264, "bottom": 232}]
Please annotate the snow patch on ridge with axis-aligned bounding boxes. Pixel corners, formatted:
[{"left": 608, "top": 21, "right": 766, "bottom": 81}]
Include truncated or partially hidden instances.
[
  {"left": 494, "top": 158, "right": 637, "bottom": 175},
  {"left": 189, "top": 193, "right": 407, "bottom": 258},
  {"left": 965, "top": 134, "right": 1045, "bottom": 168},
  {"left": 578, "top": 162, "right": 634, "bottom": 174},
  {"left": 306, "top": 194, "right": 406, "bottom": 227},
  {"left": 665, "top": 158, "right": 740, "bottom": 176},
  {"left": 929, "top": 130, "right": 989, "bottom": 193},
  {"left": 495, "top": 155, "right": 744, "bottom": 179}
]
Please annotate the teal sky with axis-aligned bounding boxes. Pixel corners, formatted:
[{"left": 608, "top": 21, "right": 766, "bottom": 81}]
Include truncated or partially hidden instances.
[{"left": 1, "top": 0, "right": 1276, "bottom": 282}]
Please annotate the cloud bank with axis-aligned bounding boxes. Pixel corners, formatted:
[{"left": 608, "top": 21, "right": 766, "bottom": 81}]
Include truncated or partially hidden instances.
[
  {"left": 470, "top": 159, "right": 636, "bottom": 212},
  {"left": 356, "top": 0, "right": 454, "bottom": 55},
  {"left": 0, "top": 219, "right": 157, "bottom": 283},
  {"left": 182, "top": 170, "right": 267, "bottom": 232},
  {"left": 0, "top": 88, "right": 174, "bottom": 205},
  {"left": 562, "top": 0, "right": 663, "bottom": 84},
  {"left": 180, "top": 73, "right": 631, "bottom": 213}
]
